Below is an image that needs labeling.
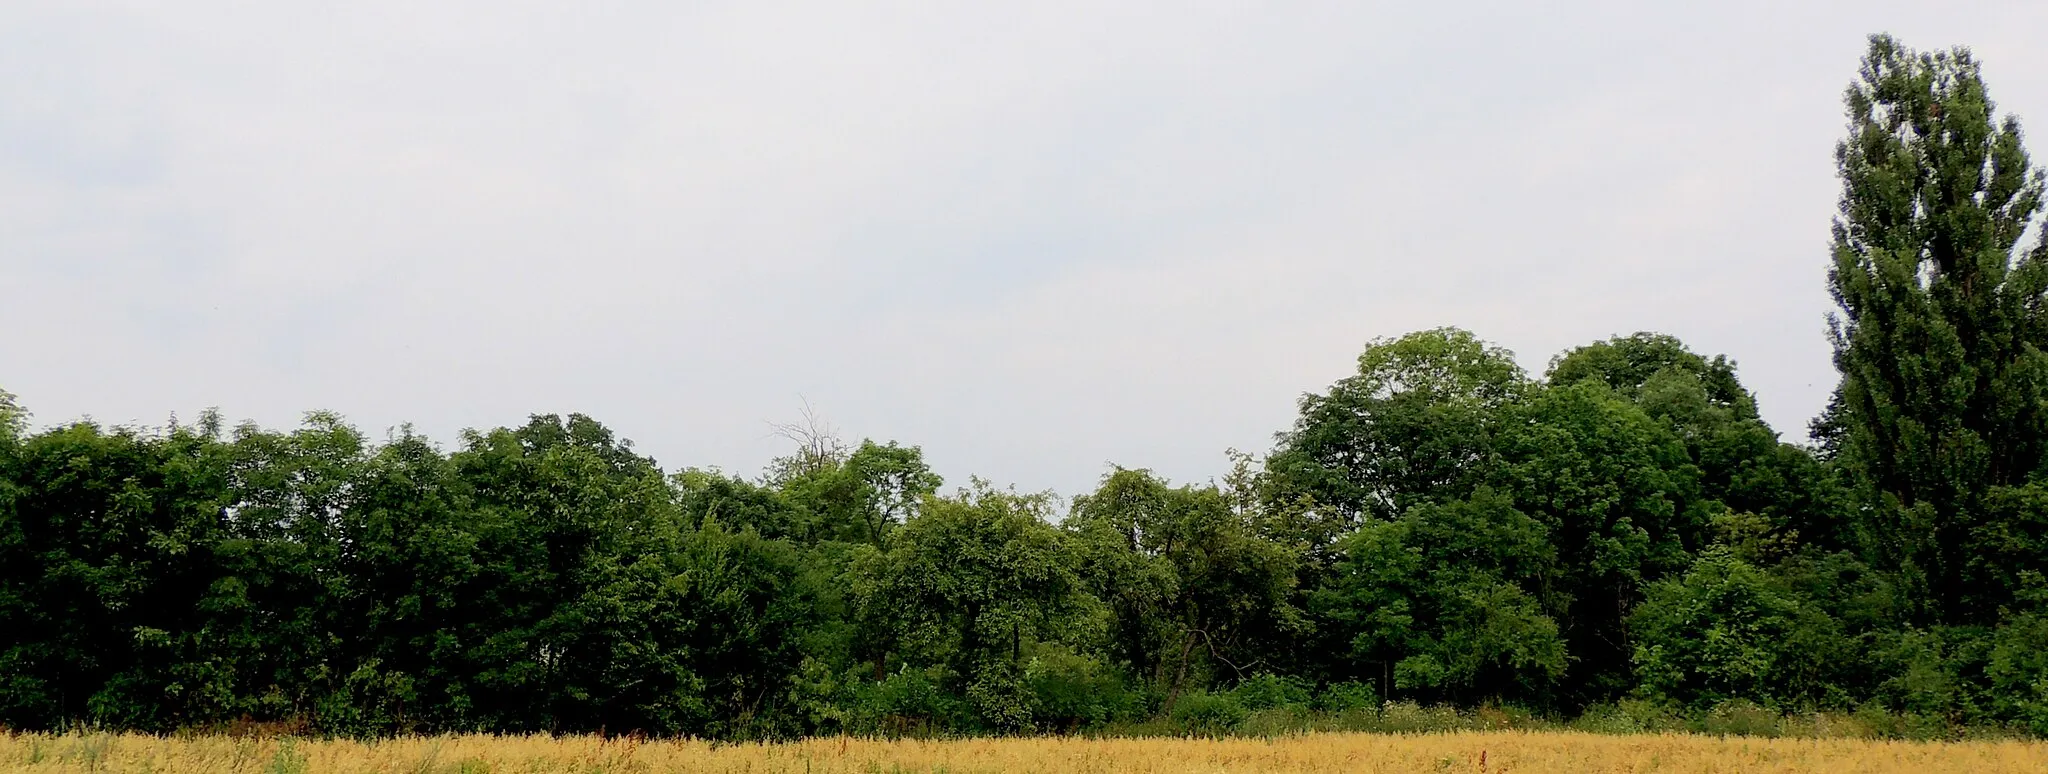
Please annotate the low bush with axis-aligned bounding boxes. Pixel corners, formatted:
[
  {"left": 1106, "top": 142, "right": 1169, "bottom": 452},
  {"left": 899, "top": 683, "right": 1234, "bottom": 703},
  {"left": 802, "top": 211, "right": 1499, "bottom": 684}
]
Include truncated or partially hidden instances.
[{"left": 1168, "top": 691, "right": 1247, "bottom": 735}]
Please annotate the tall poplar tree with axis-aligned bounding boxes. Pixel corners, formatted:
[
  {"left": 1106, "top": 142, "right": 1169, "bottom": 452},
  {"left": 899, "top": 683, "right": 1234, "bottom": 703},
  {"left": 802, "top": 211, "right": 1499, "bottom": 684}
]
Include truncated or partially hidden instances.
[{"left": 1825, "top": 34, "right": 2048, "bottom": 625}]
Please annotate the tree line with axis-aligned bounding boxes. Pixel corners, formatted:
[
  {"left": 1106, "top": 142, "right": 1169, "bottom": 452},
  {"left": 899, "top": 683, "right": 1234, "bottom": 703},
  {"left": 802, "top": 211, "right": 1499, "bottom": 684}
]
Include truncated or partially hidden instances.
[{"left": 5, "top": 34, "right": 2048, "bottom": 738}]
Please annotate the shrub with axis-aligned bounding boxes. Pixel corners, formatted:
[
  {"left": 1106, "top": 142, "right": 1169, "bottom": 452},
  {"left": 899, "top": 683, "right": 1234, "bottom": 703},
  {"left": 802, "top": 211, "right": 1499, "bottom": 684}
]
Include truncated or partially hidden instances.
[
  {"left": 1025, "top": 648, "right": 1140, "bottom": 731},
  {"left": 1229, "top": 674, "right": 1311, "bottom": 711},
  {"left": 853, "top": 665, "right": 963, "bottom": 736},
  {"left": 1377, "top": 701, "right": 1462, "bottom": 733},
  {"left": 1238, "top": 706, "right": 1315, "bottom": 738},
  {"left": 1701, "top": 699, "right": 1781, "bottom": 737},
  {"left": 1315, "top": 681, "right": 1378, "bottom": 713},
  {"left": 1777, "top": 711, "right": 1879, "bottom": 739},
  {"left": 1472, "top": 704, "right": 1538, "bottom": 730},
  {"left": 1169, "top": 691, "right": 1247, "bottom": 734},
  {"left": 1986, "top": 613, "right": 2048, "bottom": 735},
  {"left": 966, "top": 662, "right": 1034, "bottom": 732},
  {"left": 1631, "top": 550, "right": 1808, "bottom": 710},
  {"left": 1572, "top": 699, "right": 1685, "bottom": 735}
]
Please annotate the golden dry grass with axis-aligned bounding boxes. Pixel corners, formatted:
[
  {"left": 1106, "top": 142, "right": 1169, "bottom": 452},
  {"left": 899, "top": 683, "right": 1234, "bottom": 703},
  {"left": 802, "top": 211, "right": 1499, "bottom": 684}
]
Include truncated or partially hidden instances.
[{"left": 2, "top": 730, "right": 2044, "bottom": 773}]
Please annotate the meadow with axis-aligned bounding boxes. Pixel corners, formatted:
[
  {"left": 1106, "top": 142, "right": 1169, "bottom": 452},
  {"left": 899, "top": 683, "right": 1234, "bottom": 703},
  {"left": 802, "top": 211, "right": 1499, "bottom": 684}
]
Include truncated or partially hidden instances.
[{"left": 3, "top": 730, "right": 2045, "bottom": 774}]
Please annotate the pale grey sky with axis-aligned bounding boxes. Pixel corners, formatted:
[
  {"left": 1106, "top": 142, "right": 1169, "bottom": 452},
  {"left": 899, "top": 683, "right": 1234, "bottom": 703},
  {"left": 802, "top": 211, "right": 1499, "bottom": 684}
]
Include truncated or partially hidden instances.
[{"left": 4, "top": 2, "right": 2046, "bottom": 496}]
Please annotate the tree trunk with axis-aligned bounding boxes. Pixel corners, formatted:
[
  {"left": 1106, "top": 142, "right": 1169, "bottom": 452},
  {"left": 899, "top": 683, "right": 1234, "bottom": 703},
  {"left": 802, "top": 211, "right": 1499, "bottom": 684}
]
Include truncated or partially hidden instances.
[{"left": 1161, "top": 631, "right": 1199, "bottom": 714}]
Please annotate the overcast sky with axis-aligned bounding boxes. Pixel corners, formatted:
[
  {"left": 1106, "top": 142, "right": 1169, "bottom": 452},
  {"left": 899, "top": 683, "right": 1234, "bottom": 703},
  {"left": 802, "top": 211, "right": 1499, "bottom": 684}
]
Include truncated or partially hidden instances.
[{"left": 5, "top": 2, "right": 2047, "bottom": 497}]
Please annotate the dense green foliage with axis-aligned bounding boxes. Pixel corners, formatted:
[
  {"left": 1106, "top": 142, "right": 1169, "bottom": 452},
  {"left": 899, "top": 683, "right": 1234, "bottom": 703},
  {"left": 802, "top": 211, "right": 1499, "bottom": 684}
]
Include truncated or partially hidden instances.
[{"left": 7, "top": 34, "right": 2048, "bottom": 738}]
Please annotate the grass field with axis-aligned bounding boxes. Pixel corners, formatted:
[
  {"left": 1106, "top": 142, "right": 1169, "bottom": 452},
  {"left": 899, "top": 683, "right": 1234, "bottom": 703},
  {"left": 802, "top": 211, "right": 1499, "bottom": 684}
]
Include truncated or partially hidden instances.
[{"left": 3, "top": 730, "right": 2045, "bottom": 773}]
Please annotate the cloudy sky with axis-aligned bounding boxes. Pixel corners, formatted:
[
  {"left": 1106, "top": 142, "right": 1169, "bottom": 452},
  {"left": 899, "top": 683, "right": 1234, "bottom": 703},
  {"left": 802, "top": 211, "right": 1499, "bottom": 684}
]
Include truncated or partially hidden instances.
[{"left": 4, "top": 2, "right": 2046, "bottom": 496}]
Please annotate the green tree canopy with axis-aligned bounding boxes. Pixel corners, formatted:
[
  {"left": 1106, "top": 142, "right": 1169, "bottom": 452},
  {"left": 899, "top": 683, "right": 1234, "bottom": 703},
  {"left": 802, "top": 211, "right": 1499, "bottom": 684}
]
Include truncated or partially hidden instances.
[
  {"left": 1266, "top": 328, "right": 1528, "bottom": 550},
  {"left": 1825, "top": 34, "right": 2048, "bottom": 625},
  {"left": 1066, "top": 468, "right": 1303, "bottom": 711}
]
